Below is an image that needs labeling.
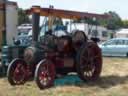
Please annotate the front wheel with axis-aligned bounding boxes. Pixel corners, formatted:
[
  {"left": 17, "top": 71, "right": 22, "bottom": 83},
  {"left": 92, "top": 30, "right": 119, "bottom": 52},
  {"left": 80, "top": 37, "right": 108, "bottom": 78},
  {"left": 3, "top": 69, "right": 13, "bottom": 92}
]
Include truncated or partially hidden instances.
[
  {"left": 7, "top": 58, "right": 27, "bottom": 85},
  {"left": 35, "top": 59, "right": 56, "bottom": 89}
]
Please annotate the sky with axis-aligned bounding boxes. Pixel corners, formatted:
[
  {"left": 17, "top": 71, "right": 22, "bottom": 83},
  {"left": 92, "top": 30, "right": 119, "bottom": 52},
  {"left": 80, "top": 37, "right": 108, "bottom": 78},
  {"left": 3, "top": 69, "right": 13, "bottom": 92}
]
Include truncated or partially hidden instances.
[{"left": 11, "top": 0, "right": 128, "bottom": 20}]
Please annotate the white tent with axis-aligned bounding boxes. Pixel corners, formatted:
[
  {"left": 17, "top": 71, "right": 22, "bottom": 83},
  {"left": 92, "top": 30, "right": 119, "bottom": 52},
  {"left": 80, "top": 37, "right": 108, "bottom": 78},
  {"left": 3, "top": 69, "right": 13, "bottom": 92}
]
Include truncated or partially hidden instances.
[{"left": 116, "top": 29, "right": 128, "bottom": 38}]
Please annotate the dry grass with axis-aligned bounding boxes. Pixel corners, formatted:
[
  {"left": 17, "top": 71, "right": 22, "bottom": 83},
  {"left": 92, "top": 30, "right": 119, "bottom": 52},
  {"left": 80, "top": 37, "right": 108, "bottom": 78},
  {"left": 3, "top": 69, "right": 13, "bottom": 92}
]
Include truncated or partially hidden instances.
[{"left": 0, "top": 57, "right": 128, "bottom": 96}]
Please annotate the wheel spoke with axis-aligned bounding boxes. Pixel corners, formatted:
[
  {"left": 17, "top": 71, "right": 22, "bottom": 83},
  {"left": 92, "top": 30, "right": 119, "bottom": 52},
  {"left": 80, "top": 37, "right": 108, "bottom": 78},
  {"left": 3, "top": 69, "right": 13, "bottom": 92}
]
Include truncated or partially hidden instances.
[{"left": 36, "top": 60, "right": 55, "bottom": 89}]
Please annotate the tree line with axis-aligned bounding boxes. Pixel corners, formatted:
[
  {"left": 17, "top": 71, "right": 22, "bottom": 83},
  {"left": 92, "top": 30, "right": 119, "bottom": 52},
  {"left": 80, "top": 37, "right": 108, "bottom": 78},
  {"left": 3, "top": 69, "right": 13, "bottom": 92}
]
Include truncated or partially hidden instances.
[{"left": 74, "top": 11, "right": 128, "bottom": 30}]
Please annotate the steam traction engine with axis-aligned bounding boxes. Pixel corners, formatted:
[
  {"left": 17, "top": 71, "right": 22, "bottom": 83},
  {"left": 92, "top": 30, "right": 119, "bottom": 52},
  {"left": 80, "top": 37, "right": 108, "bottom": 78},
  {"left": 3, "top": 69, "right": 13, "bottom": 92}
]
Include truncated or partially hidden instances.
[{"left": 7, "top": 6, "right": 108, "bottom": 89}]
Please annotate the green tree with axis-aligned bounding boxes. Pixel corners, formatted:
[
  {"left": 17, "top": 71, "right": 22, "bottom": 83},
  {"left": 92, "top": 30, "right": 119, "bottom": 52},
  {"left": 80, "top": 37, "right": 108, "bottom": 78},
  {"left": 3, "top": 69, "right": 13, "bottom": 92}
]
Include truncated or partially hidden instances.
[
  {"left": 101, "top": 11, "right": 123, "bottom": 30},
  {"left": 18, "top": 8, "right": 31, "bottom": 25},
  {"left": 122, "top": 20, "right": 128, "bottom": 28},
  {"left": 73, "top": 11, "right": 123, "bottom": 31}
]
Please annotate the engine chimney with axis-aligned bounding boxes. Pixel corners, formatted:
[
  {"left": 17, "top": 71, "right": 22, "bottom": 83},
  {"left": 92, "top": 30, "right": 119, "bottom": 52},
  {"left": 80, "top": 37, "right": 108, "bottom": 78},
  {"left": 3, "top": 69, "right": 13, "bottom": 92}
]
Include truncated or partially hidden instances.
[{"left": 32, "top": 6, "right": 40, "bottom": 43}]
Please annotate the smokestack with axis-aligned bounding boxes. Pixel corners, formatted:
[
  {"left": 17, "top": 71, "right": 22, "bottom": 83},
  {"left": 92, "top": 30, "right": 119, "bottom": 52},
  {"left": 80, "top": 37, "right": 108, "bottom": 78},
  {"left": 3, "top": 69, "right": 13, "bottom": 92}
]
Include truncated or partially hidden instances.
[{"left": 32, "top": 6, "right": 40, "bottom": 43}]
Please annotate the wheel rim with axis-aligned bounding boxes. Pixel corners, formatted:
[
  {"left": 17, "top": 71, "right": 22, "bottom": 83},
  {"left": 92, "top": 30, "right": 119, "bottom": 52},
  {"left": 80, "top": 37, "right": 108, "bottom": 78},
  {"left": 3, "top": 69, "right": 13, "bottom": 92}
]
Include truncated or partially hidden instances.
[
  {"left": 38, "top": 61, "right": 55, "bottom": 87},
  {"left": 13, "top": 62, "right": 26, "bottom": 84},
  {"left": 80, "top": 46, "right": 95, "bottom": 79}
]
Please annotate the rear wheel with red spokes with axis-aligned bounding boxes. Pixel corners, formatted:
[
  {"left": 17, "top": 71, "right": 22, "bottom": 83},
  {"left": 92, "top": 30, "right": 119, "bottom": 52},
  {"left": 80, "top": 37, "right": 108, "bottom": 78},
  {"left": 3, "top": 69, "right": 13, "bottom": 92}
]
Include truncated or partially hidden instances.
[
  {"left": 7, "top": 58, "right": 27, "bottom": 85},
  {"left": 35, "top": 59, "right": 56, "bottom": 89}
]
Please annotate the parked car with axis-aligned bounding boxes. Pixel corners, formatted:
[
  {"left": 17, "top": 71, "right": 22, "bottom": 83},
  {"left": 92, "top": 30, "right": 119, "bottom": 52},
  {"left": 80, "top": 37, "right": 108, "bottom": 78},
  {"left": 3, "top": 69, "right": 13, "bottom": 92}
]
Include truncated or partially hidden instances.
[{"left": 99, "top": 38, "right": 128, "bottom": 57}]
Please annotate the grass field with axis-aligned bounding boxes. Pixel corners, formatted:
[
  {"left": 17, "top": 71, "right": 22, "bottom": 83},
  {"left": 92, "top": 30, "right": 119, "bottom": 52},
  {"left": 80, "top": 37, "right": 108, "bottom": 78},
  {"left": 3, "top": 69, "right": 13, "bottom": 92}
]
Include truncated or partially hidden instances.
[{"left": 0, "top": 57, "right": 128, "bottom": 96}]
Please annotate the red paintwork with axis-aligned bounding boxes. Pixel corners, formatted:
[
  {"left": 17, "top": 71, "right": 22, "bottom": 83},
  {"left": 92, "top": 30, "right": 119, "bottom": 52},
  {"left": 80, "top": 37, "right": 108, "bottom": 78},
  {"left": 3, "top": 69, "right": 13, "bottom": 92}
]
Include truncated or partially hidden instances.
[
  {"left": 39, "top": 62, "right": 55, "bottom": 86},
  {"left": 13, "top": 63, "right": 26, "bottom": 83}
]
